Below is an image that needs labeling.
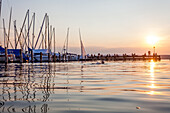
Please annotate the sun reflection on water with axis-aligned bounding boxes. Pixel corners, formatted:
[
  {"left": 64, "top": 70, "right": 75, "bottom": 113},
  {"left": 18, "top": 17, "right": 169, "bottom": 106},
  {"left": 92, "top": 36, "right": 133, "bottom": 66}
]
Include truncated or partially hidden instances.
[{"left": 147, "top": 60, "right": 157, "bottom": 95}]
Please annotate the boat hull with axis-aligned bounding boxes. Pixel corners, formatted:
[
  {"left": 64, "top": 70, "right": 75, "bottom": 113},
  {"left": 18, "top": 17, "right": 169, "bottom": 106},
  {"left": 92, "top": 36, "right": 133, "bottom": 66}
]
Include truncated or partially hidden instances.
[
  {"left": 0, "top": 54, "right": 15, "bottom": 63},
  {"left": 34, "top": 55, "right": 52, "bottom": 62}
]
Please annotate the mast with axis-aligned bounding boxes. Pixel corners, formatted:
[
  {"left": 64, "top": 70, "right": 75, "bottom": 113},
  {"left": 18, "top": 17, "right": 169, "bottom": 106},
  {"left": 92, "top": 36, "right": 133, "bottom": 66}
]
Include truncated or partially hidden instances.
[
  {"left": 3, "top": 19, "right": 6, "bottom": 48},
  {"left": 14, "top": 21, "right": 23, "bottom": 49},
  {"left": 42, "top": 33, "right": 44, "bottom": 49},
  {"left": 7, "top": 7, "right": 12, "bottom": 48},
  {"left": 66, "top": 27, "right": 69, "bottom": 54},
  {"left": 0, "top": 0, "right": 2, "bottom": 17},
  {"left": 79, "top": 28, "right": 86, "bottom": 59},
  {"left": 45, "top": 15, "right": 47, "bottom": 49},
  {"left": 47, "top": 15, "right": 50, "bottom": 52},
  {"left": 62, "top": 27, "right": 69, "bottom": 54},
  {"left": 28, "top": 9, "right": 29, "bottom": 50},
  {"left": 50, "top": 25, "right": 52, "bottom": 50},
  {"left": 34, "top": 13, "right": 47, "bottom": 49},
  {"left": 53, "top": 28, "right": 55, "bottom": 53},
  {"left": 14, "top": 20, "right": 16, "bottom": 49},
  {"left": 32, "top": 13, "right": 35, "bottom": 49},
  {"left": 15, "top": 9, "right": 29, "bottom": 49},
  {"left": 24, "top": 25, "right": 27, "bottom": 51}
]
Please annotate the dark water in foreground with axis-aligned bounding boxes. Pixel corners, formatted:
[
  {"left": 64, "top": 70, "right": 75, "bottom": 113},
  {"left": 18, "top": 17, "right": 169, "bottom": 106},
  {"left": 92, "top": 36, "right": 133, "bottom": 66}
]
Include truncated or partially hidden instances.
[{"left": 0, "top": 60, "right": 170, "bottom": 113}]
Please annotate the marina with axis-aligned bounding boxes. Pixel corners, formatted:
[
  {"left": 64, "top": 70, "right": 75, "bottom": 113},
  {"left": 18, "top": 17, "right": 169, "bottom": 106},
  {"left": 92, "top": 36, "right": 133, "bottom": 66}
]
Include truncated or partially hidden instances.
[
  {"left": 0, "top": 2, "right": 161, "bottom": 63},
  {"left": 0, "top": 1, "right": 170, "bottom": 113},
  {"left": 0, "top": 45, "right": 161, "bottom": 63}
]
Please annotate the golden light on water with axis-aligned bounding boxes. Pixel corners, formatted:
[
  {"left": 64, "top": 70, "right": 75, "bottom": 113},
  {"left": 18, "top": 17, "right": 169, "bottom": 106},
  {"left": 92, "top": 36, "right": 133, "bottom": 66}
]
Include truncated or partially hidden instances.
[
  {"left": 147, "top": 35, "right": 159, "bottom": 45},
  {"left": 148, "top": 91, "right": 155, "bottom": 95},
  {"left": 147, "top": 60, "right": 162, "bottom": 95},
  {"left": 148, "top": 60, "right": 157, "bottom": 95},
  {"left": 150, "top": 60, "right": 155, "bottom": 77}
]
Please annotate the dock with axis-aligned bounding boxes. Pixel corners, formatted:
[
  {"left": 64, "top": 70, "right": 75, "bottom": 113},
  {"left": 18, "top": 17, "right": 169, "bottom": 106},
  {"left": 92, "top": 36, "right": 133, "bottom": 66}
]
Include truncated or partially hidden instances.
[{"left": 85, "top": 53, "right": 161, "bottom": 61}]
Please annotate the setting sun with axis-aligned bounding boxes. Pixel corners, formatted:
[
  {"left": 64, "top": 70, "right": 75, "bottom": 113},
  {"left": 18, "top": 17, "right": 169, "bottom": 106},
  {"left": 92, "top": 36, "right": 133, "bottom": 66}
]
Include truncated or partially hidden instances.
[{"left": 147, "top": 35, "right": 159, "bottom": 45}]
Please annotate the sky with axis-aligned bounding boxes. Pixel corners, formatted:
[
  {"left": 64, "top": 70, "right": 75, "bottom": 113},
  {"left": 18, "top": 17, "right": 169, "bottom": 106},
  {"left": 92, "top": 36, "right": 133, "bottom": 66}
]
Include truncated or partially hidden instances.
[{"left": 1, "top": 0, "right": 170, "bottom": 55}]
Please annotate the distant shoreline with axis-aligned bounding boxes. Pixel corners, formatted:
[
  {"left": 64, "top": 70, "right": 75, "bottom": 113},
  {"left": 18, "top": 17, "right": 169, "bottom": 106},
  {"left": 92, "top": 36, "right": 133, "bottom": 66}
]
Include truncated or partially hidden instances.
[{"left": 160, "top": 55, "right": 170, "bottom": 59}]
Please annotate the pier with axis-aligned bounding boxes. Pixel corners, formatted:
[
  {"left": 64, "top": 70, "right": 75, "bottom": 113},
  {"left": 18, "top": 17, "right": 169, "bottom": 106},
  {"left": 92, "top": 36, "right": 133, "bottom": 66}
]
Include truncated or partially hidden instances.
[
  {"left": 0, "top": 8, "right": 161, "bottom": 64},
  {"left": 0, "top": 51, "right": 161, "bottom": 63},
  {"left": 86, "top": 53, "right": 161, "bottom": 61}
]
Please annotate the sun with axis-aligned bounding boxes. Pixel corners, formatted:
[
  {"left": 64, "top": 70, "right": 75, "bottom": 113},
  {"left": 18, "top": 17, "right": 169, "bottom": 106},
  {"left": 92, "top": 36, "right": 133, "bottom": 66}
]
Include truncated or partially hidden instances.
[{"left": 147, "top": 35, "right": 159, "bottom": 45}]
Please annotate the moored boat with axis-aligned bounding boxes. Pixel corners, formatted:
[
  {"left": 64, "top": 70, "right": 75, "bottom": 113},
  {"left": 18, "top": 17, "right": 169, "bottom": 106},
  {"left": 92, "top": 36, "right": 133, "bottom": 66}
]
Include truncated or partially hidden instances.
[{"left": 33, "top": 49, "right": 52, "bottom": 62}]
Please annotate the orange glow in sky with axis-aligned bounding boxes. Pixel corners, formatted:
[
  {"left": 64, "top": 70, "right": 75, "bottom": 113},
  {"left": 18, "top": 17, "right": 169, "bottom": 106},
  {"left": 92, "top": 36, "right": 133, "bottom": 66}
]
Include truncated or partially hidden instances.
[
  {"left": 147, "top": 35, "right": 159, "bottom": 46},
  {"left": 1, "top": 0, "right": 170, "bottom": 54}
]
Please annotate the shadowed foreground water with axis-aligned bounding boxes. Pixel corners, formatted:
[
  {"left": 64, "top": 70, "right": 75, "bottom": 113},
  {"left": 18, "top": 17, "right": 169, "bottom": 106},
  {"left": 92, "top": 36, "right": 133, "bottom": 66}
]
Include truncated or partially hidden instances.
[{"left": 0, "top": 60, "right": 170, "bottom": 113}]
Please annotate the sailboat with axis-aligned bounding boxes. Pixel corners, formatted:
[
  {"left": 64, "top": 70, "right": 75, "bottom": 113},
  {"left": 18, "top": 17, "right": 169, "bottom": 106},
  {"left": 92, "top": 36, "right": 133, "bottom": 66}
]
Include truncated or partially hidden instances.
[
  {"left": 61, "top": 28, "right": 69, "bottom": 61},
  {"left": 79, "top": 29, "right": 87, "bottom": 60},
  {"left": 61, "top": 28, "right": 78, "bottom": 61}
]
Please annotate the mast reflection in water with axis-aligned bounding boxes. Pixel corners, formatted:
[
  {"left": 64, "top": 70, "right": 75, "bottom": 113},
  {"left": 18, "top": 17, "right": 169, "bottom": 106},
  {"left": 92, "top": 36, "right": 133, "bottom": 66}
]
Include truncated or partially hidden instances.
[{"left": 0, "top": 61, "right": 170, "bottom": 113}]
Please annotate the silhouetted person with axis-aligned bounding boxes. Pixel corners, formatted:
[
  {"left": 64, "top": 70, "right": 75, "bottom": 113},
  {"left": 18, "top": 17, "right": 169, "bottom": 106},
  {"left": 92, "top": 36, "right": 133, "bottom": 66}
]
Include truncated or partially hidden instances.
[{"left": 101, "top": 60, "right": 105, "bottom": 64}]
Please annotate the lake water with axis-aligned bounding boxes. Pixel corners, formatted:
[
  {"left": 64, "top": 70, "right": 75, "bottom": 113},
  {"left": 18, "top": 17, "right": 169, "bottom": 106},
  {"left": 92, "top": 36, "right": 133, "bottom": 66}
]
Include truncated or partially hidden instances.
[{"left": 0, "top": 60, "right": 170, "bottom": 113}]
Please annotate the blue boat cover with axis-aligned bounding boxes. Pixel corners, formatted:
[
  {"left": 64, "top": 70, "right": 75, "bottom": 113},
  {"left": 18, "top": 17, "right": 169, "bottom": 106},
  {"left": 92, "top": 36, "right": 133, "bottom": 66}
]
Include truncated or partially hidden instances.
[
  {"left": 0, "top": 46, "right": 5, "bottom": 52},
  {"left": 0, "top": 46, "right": 28, "bottom": 60}
]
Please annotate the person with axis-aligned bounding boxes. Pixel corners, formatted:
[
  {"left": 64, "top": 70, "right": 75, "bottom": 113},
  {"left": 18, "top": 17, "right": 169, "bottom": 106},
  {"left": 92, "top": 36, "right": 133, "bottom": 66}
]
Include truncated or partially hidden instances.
[{"left": 101, "top": 60, "right": 105, "bottom": 64}]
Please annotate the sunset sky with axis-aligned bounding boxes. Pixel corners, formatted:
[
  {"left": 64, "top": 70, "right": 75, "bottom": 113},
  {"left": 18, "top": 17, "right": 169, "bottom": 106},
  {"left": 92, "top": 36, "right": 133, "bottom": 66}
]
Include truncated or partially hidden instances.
[{"left": 1, "top": 0, "right": 170, "bottom": 54}]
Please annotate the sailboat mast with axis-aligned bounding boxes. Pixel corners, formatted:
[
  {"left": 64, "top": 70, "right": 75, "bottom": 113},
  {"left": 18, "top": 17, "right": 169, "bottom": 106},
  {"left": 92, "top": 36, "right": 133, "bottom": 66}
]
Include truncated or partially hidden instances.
[
  {"left": 79, "top": 28, "right": 86, "bottom": 59},
  {"left": 7, "top": 7, "right": 12, "bottom": 48},
  {"left": 0, "top": 0, "right": 2, "bottom": 17},
  {"left": 47, "top": 15, "right": 50, "bottom": 52},
  {"left": 45, "top": 15, "right": 47, "bottom": 49},
  {"left": 66, "top": 27, "right": 69, "bottom": 54},
  {"left": 34, "top": 13, "right": 47, "bottom": 49},
  {"left": 79, "top": 28, "right": 81, "bottom": 41},
  {"left": 50, "top": 25, "right": 52, "bottom": 50},
  {"left": 79, "top": 28, "right": 83, "bottom": 58},
  {"left": 3, "top": 19, "right": 6, "bottom": 48},
  {"left": 15, "top": 10, "right": 29, "bottom": 49},
  {"left": 53, "top": 28, "right": 55, "bottom": 53},
  {"left": 14, "top": 20, "right": 16, "bottom": 49},
  {"left": 28, "top": 9, "right": 29, "bottom": 50},
  {"left": 32, "top": 13, "right": 35, "bottom": 49}
]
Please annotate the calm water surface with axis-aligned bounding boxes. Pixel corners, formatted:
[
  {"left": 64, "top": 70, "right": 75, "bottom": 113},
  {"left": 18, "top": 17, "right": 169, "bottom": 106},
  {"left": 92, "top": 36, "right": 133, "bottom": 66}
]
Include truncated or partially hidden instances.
[{"left": 0, "top": 60, "right": 170, "bottom": 113}]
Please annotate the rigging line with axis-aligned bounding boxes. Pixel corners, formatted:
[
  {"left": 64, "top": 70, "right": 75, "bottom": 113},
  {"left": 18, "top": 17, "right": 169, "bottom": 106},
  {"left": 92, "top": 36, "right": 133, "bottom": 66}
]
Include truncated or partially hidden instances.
[
  {"left": 14, "top": 26, "right": 23, "bottom": 50},
  {"left": 15, "top": 10, "right": 29, "bottom": 49},
  {"left": 4, "top": 32, "right": 14, "bottom": 49},
  {"left": 14, "top": 22, "right": 20, "bottom": 49},
  {"left": 22, "top": 28, "right": 31, "bottom": 50},
  {"left": 22, "top": 14, "right": 34, "bottom": 48},
  {"left": 34, "top": 13, "right": 47, "bottom": 49}
]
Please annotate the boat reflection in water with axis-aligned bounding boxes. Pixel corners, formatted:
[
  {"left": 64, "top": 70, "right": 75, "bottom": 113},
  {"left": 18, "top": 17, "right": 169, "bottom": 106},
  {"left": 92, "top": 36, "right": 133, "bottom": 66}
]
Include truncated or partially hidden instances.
[{"left": 0, "top": 61, "right": 170, "bottom": 113}]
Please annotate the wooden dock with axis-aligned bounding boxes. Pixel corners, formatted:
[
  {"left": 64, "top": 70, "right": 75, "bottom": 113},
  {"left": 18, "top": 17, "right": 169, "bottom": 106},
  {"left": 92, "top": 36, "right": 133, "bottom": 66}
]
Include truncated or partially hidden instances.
[
  {"left": 85, "top": 53, "right": 161, "bottom": 61},
  {"left": 1, "top": 49, "right": 161, "bottom": 63}
]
